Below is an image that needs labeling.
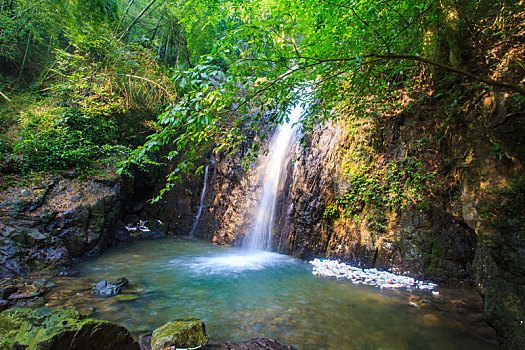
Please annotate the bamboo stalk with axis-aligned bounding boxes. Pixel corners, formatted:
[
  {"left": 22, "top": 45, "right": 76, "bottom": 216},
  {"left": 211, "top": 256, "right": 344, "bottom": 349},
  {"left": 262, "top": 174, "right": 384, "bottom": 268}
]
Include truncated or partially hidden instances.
[
  {"left": 0, "top": 90, "right": 12, "bottom": 102},
  {"left": 17, "top": 32, "right": 31, "bottom": 83}
]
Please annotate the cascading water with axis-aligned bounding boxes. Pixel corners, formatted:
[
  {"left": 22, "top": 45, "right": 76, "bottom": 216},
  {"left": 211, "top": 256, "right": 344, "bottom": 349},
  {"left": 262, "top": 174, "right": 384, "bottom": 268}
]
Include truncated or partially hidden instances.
[
  {"left": 243, "top": 105, "right": 301, "bottom": 251},
  {"left": 189, "top": 165, "right": 209, "bottom": 237},
  {"left": 180, "top": 103, "right": 302, "bottom": 271}
]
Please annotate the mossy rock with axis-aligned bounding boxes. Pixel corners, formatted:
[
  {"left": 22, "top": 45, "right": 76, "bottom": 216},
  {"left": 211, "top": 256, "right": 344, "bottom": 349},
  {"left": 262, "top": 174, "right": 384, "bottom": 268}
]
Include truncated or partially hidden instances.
[
  {"left": 151, "top": 317, "right": 208, "bottom": 350},
  {"left": 0, "top": 308, "right": 140, "bottom": 350},
  {"left": 114, "top": 294, "right": 139, "bottom": 302}
]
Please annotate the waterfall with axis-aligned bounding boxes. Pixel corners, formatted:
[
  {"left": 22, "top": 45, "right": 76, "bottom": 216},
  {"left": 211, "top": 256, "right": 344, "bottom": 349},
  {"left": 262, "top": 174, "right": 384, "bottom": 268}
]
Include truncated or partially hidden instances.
[
  {"left": 243, "top": 105, "right": 301, "bottom": 251},
  {"left": 189, "top": 165, "right": 209, "bottom": 237}
]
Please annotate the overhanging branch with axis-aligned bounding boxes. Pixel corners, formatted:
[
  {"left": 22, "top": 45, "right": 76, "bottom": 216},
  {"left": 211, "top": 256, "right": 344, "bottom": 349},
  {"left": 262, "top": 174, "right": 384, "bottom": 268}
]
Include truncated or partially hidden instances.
[
  {"left": 240, "top": 53, "right": 525, "bottom": 96},
  {"left": 369, "top": 54, "right": 525, "bottom": 96}
]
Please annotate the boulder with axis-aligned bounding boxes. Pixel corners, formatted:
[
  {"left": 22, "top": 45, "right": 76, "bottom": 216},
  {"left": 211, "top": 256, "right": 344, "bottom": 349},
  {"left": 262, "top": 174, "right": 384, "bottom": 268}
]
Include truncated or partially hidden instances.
[
  {"left": 0, "top": 171, "right": 132, "bottom": 278},
  {"left": 94, "top": 277, "right": 129, "bottom": 296},
  {"left": 151, "top": 318, "right": 208, "bottom": 350},
  {"left": 0, "top": 308, "right": 141, "bottom": 350}
]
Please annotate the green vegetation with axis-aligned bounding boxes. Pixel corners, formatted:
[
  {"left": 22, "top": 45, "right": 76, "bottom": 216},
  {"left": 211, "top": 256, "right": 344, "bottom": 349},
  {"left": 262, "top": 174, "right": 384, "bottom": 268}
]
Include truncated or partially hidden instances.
[
  {"left": 14, "top": 108, "right": 120, "bottom": 171},
  {"left": 119, "top": 0, "right": 524, "bottom": 199},
  {"left": 0, "top": 0, "right": 182, "bottom": 177},
  {"left": 1, "top": 0, "right": 523, "bottom": 195},
  {"left": 323, "top": 157, "right": 435, "bottom": 222}
]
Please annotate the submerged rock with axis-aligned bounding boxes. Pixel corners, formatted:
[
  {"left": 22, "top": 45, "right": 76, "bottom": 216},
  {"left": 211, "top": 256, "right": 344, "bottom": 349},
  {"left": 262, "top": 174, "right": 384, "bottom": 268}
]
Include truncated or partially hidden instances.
[
  {"left": 0, "top": 308, "right": 140, "bottom": 350},
  {"left": 0, "top": 285, "right": 18, "bottom": 300},
  {"left": 7, "top": 283, "right": 45, "bottom": 300},
  {"left": 114, "top": 294, "right": 139, "bottom": 302},
  {"left": 205, "top": 338, "right": 297, "bottom": 350},
  {"left": 94, "top": 277, "right": 129, "bottom": 296},
  {"left": 151, "top": 317, "right": 208, "bottom": 350}
]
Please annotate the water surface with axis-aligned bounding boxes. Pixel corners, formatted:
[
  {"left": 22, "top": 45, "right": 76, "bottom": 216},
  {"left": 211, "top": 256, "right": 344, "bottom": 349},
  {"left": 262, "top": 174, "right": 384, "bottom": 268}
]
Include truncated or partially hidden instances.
[{"left": 46, "top": 237, "right": 497, "bottom": 349}]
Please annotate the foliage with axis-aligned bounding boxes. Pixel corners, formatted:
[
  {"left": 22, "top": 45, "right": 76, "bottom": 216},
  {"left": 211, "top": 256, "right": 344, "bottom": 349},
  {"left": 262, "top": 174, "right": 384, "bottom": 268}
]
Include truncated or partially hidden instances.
[
  {"left": 0, "top": 0, "right": 123, "bottom": 84},
  {"left": 323, "top": 157, "right": 435, "bottom": 223},
  {"left": 1, "top": 0, "right": 523, "bottom": 192},
  {"left": 125, "top": 0, "right": 525, "bottom": 198},
  {"left": 14, "top": 108, "right": 122, "bottom": 171},
  {"left": 1, "top": 6, "right": 177, "bottom": 176}
]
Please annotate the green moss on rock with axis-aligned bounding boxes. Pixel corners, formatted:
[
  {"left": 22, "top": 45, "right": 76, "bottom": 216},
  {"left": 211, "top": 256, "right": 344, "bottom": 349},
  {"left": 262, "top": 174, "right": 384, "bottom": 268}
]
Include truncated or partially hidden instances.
[
  {"left": 0, "top": 308, "right": 140, "bottom": 350},
  {"left": 114, "top": 294, "right": 139, "bottom": 302},
  {"left": 151, "top": 317, "right": 208, "bottom": 350}
]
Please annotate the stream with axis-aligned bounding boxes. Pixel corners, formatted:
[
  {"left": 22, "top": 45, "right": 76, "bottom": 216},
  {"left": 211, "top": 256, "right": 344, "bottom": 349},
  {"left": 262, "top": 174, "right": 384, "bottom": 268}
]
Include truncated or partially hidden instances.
[{"left": 43, "top": 236, "right": 498, "bottom": 350}]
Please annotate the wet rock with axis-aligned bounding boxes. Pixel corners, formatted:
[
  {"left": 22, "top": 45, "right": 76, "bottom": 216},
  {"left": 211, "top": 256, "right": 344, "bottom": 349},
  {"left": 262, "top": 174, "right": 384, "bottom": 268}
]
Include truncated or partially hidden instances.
[
  {"left": 0, "top": 299, "right": 8, "bottom": 311},
  {"left": 0, "top": 285, "right": 18, "bottom": 299},
  {"left": 114, "top": 294, "right": 139, "bottom": 302},
  {"left": 94, "top": 277, "right": 129, "bottom": 296},
  {"left": 205, "top": 338, "right": 297, "bottom": 350},
  {"left": 151, "top": 318, "right": 208, "bottom": 350},
  {"left": 7, "top": 283, "right": 45, "bottom": 300},
  {"left": 132, "top": 202, "right": 145, "bottom": 213},
  {"left": 0, "top": 308, "right": 141, "bottom": 350},
  {"left": 0, "top": 171, "right": 132, "bottom": 278}
]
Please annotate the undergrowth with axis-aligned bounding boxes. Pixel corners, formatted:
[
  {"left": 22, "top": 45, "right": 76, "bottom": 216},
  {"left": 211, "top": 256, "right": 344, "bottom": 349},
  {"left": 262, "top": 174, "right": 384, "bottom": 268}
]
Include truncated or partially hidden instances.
[
  {"left": 324, "top": 157, "right": 435, "bottom": 223},
  {"left": 0, "top": 24, "right": 176, "bottom": 178}
]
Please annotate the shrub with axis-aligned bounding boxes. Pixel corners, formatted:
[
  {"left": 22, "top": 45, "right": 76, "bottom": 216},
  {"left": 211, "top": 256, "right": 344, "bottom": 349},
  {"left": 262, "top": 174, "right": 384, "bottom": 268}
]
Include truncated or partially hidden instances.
[{"left": 14, "top": 108, "right": 119, "bottom": 171}]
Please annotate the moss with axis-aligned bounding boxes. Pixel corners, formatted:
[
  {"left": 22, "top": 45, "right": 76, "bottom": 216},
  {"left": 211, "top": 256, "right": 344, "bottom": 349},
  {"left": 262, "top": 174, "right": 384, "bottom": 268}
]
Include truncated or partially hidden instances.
[
  {"left": 0, "top": 308, "right": 140, "bottom": 350},
  {"left": 114, "top": 294, "right": 139, "bottom": 302},
  {"left": 151, "top": 318, "right": 208, "bottom": 350}
]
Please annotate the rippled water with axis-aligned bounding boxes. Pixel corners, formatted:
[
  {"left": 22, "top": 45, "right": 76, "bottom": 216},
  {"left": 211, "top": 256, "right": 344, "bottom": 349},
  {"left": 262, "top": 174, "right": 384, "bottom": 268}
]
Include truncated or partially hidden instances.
[{"left": 46, "top": 237, "right": 498, "bottom": 349}]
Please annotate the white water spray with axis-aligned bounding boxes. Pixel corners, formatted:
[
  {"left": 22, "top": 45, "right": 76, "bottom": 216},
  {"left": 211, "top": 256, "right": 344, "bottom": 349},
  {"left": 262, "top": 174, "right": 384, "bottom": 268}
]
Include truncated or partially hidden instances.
[
  {"left": 189, "top": 165, "right": 209, "bottom": 237},
  {"left": 243, "top": 105, "right": 302, "bottom": 251}
]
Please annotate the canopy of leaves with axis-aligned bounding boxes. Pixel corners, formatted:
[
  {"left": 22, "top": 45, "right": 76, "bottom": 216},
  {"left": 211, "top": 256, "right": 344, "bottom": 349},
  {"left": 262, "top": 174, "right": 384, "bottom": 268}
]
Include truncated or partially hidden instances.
[
  {"left": 1, "top": 0, "right": 523, "bottom": 189},
  {"left": 122, "top": 0, "right": 524, "bottom": 199}
]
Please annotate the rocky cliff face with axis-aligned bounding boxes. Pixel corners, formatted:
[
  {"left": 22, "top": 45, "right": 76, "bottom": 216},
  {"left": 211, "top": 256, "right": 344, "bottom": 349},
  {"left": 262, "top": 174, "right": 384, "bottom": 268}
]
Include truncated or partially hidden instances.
[
  {"left": 203, "top": 91, "right": 524, "bottom": 348},
  {"left": 0, "top": 168, "right": 133, "bottom": 277}
]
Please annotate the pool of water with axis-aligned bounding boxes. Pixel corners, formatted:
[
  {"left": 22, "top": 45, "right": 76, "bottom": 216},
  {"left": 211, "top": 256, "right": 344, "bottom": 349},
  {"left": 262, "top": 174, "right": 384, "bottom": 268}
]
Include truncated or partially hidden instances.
[{"left": 45, "top": 237, "right": 497, "bottom": 349}]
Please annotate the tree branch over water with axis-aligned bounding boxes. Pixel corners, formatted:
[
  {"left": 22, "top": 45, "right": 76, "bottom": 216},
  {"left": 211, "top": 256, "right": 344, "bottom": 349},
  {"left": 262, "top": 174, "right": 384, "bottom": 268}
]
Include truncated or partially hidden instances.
[{"left": 238, "top": 54, "right": 525, "bottom": 96}]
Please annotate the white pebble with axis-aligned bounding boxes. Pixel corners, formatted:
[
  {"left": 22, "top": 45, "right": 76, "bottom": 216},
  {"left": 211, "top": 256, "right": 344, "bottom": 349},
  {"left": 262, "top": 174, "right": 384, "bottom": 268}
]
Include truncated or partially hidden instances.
[{"left": 310, "top": 258, "right": 437, "bottom": 291}]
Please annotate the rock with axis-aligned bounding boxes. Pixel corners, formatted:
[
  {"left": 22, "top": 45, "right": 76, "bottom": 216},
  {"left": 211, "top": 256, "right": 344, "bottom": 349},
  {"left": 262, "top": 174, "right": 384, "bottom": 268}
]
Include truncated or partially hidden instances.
[
  {"left": 139, "top": 334, "right": 152, "bottom": 350},
  {"left": 0, "top": 308, "right": 140, "bottom": 350},
  {"left": 94, "top": 277, "right": 129, "bottom": 296},
  {"left": 0, "top": 171, "right": 132, "bottom": 279},
  {"left": 0, "top": 299, "right": 9, "bottom": 311},
  {"left": 151, "top": 318, "right": 208, "bottom": 350},
  {"left": 204, "top": 338, "right": 297, "bottom": 350},
  {"left": 0, "top": 285, "right": 18, "bottom": 300},
  {"left": 7, "top": 290, "right": 42, "bottom": 300},
  {"left": 132, "top": 202, "right": 145, "bottom": 213},
  {"left": 59, "top": 169, "right": 79, "bottom": 179},
  {"left": 6, "top": 283, "right": 45, "bottom": 300},
  {"left": 114, "top": 294, "right": 139, "bottom": 302},
  {"left": 114, "top": 219, "right": 132, "bottom": 243},
  {"left": 26, "top": 228, "right": 48, "bottom": 246}
]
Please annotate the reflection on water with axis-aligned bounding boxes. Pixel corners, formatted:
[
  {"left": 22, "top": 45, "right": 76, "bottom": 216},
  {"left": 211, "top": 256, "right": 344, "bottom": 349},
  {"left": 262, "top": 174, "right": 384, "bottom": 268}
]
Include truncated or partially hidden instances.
[{"left": 45, "top": 237, "right": 498, "bottom": 349}]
